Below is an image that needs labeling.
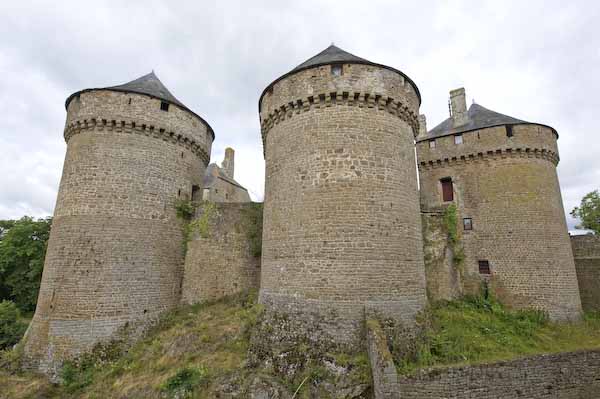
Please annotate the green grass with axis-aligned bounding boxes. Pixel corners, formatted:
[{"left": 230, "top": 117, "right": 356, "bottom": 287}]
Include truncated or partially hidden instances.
[
  {"left": 2, "top": 293, "right": 600, "bottom": 397},
  {"left": 397, "top": 295, "right": 600, "bottom": 374},
  {"left": 0, "top": 291, "right": 370, "bottom": 398}
]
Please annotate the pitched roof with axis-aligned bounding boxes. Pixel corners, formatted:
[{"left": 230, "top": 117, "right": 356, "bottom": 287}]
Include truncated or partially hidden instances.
[
  {"left": 259, "top": 45, "right": 421, "bottom": 110},
  {"left": 418, "top": 103, "right": 556, "bottom": 141},
  {"left": 65, "top": 72, "right": 214, "bottom": 139},
  {"left": 203, "top": 164, "right": 248, "bottom": 191}
]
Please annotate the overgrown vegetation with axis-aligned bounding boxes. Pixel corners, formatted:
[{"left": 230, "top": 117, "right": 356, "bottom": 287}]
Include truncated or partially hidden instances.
[
  {"left": 2, "top": 290, "right": 600, "bottom": 397},
  {"left": 175, "top": 199, "right": 219, "bottom": 241},
  {"left": 0, "top": 291, "right": 373, "bottom": 398},
  {"left": 0, "top": 216, "right": 51, "bottom": 313},
  {"left": 442, "top": 204, "right": 465, "bottom": 266},
  {"left": 175, "top": 199, "right": 197, "bottom": 220},
  {"left": 187, "top": 202, "right": 217, "bottom": 239},
  {"left": 239, "top": 203, "right": 263, "bottom": 257},
  {"left": 396, "top": 295, "right": 600, "bottom": 374}
]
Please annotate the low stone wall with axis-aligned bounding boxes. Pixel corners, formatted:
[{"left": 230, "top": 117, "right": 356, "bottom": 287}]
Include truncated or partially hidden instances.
[
  {"left": 397, "top": 350, "right": 600, "bottom": 398},
  {"left": 571, "top": 234, "right": 600, "bottom": 312},
  {"left": 366, "top": 319, "right": 400, "bottom": 399},
  {"left": 181, "top": 202, "right": 262, "bottom": 304}
]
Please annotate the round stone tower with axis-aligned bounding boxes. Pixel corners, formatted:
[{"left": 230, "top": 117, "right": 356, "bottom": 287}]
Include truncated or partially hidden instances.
[
  {"left": 258, "top": 45, "right": 428, "bottom": 342},
  {"left": 416, "top": 88, "right": 582, "bottom": 321},
  {"left": 23, "top": 72, "right": 213, "bottom": 374}
]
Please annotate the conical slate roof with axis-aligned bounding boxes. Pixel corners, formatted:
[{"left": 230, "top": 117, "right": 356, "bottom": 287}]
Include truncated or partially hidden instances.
[
  {"left": 259, "top": 45, "right": 421, "bottom": 109},
  {"left": 291, "top": 44, "right": 369, "bottom": 72},
  {"left": 65, "top": 72, "right": 214, "bottom": 139},
  {"left": 106, "top": 71, "right": 186, "bottom": 109},
  {"left": 418, "top": 103, "right": 556, "bottom": 141}
]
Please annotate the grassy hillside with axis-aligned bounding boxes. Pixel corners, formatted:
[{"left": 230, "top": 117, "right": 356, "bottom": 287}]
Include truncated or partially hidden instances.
[
  {"left": 0, "top": 292, "right": 371, "bottom": 399},
  {"left": 396, "top": 296, "right": 600, "bottom": 374},
  {"left": 1, "top": 293, "right": 600, "bottom": 398}
]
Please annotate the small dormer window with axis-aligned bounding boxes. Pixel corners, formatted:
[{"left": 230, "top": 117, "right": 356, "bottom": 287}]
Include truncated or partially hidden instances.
[
  {"left": 160, "top": 101, "right": 169, "bottom": 112},
  {"left": 454, "top": 134, "right": 463, "bottom": 145},
  {"left": 429, "top": 140, "right": 436, "bottom": 149},
  {"left": 331, "top": 64, "right": 343, "bottom": 76}
]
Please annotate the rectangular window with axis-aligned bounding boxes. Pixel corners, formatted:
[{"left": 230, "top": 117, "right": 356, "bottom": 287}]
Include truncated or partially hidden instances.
[
  {"left": 454, "top": 134, "right": 463, "bottom": 144},
  {"left": 506, "top": 125, "right": 513, "bottom": 137},
  {"left": 463, "top": 218, "right": 473, "bottom": 230},
  {"left": 441, "top": 178, "right": 454, "bottom": 202},
  {"left": 478, "top": 260, "right": 491, "bottom": 275},
  {"left": 429, "top": 140, "right": 436, "bottom": 148},
  {"left": 191, "top": 185, "right": 200, "bottom": 202},
  {"left": 331, "top": 64, "right": 343, "bottom": 76},
  {"left": 160, "top": 101, "right": 169, "bottom": 112}
]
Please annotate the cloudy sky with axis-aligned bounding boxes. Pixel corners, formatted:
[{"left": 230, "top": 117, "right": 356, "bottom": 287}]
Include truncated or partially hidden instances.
[{"left": 0, "top": 1, "right": 598, "bottom": 230}]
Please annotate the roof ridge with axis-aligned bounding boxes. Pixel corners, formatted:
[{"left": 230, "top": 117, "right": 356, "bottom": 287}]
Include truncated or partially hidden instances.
[{"left": 418, "top": 102, "right": 554, "bottom": 142}]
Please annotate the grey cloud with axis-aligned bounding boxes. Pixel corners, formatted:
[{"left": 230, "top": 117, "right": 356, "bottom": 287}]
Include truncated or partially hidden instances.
[{"left": 0, "top": 0, "right": 598, "bottom": 231}]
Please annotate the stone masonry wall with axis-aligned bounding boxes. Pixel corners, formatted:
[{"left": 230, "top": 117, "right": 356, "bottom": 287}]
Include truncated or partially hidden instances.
[
  {"left": 421, "top": 210, "right": 463, "bottom": 302},
  {"left": 259, "top": 62, "right": 427, "bottom": 343},
  {"left": 396, "top": 350, "right": 600, "bottom": 398},
  {"left": 416, "top": 124, "right": 582, "bottom": 321},
  {"left": 204, "top": 177, "right": 251, "bottom": 203},
  {"left": 571, "top": 234, "right": 600, "bottom": 312},
  {"left": 181, "top": 203, "right": 261, "bottom": 304},
  {"left": 23, "top": 90, "right": 212, "bottom": 376}
]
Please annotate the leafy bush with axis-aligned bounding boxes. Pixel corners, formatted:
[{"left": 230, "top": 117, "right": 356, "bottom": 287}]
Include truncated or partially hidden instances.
[
  {"left": 0, "top": 300, "right": 27, "bottom": 350},
  {"left": 160, "top": 366, "right": 209, "bottom": 398},
  {"left": 175, "top": 199, "right": 197, "bottom": 220}
]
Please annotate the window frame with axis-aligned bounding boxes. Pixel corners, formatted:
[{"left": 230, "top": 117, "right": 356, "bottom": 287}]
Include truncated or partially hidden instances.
[
  {"left": 331, "top": 64, "right": 343, "bottom": 77},
  {"left": 429, "top": 139, "right": 436, "bottom": 149},
  {"left": 160, "top": 101, "right": 170, "bottom": 112},
  {"left": 478, "top": 260, "right": 491, "bottom": 275},
  {"left": 463, "top": 217, "right": 473, "bottom": 231},
  {"left": 454, "top": 134, "right": 463, "bottom": 145},
  {"left": 440, "top": 177, "right": 454, "bottom": 202},
  {"left": 506, "top": 125, "right": 514, "bottom": 138}
]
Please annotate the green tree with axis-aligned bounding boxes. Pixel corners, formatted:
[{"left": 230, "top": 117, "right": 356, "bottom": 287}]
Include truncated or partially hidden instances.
[
  {"left": 571, "top": 190, "right": 600, "bottom": 234},
  {"left": 0, "top": 217, "right": 52, "bottom": 312},
  {"left": 0, "top": 300, "right": 28, "bottom": 350}
]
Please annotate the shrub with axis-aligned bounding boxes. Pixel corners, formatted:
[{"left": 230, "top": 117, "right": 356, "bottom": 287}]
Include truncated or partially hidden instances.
[
  {"left": 160, "top": 366, "right": 209, "bottom": 398},
  {"left": 0, "top": 300, "right": 27, "bottom": 350}
]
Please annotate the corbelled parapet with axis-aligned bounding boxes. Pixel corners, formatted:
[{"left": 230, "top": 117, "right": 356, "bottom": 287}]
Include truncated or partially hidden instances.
[
  {"left": 258, "top": 45, "right": 428, "bottom": 343},
  {"left": 416, "top": 88, "right": 582, "bottom": 321},
  {"left": 22, "top": 72, "right": 214, "bottom": 376}
]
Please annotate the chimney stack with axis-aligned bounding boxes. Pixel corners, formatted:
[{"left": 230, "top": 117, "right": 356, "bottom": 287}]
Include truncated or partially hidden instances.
[
  {"left": 221, "top": 147, "right": 235, "bottom": 179},
  {"left": 418, "top": 114, "right": 428, "bottom": 137},
  {"left": 450, "top": 88, "right": 468, "bottom": 127}
]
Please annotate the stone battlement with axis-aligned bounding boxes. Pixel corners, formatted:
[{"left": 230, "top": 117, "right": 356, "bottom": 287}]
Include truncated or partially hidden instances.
[
  {"left": 260, "top": 91, "right": 420, "bottom": 144},
  {"left": 64, "top": 118, "right": 210, "bottom": 165},
  {"left": 418, "top": 146, "right": 560, "bottom": 170}
]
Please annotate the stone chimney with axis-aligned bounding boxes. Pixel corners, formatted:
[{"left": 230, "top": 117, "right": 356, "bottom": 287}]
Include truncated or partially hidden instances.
[
  {"left": 221, "top": 147, "right": 235, "bottom": 179},
  {"left": 450, "top": 88, "right": 468, "bottom": 127},
  {"left": 418, "top": 114, "right": 428, "bottom": 137}
]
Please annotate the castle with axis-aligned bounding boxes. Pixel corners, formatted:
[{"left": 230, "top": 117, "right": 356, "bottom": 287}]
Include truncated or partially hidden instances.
[{"left": 22, "top": 45, "right": 597, "bottom": 375}]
